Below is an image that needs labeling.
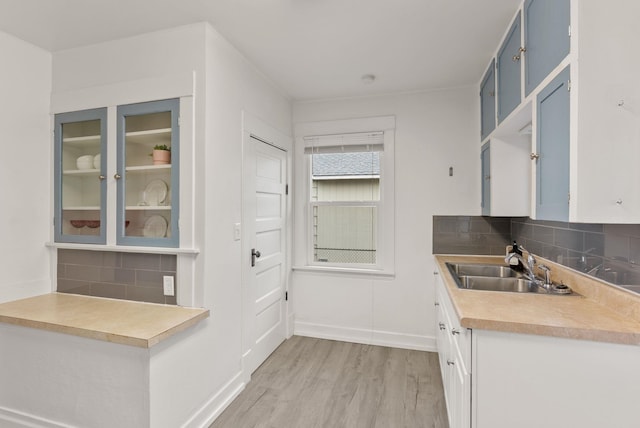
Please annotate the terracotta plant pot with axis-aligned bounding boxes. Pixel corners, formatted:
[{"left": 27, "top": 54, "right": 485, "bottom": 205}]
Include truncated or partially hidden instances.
[{"left": 152, "top": 149, "right": 171, "bottom": 165}]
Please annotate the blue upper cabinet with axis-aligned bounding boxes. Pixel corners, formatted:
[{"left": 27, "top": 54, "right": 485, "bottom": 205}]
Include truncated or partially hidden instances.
[
  {"left": 480, "top": 60, "right": 496, "bottom": 141},
  {"left": 116, "top": 99, "right": 180, "bottom": 247},
  {"left": 535, "top": 66, "right": 570, "bottom": 222},
  {"left": 497, "top": 12, "right": 522, "bottom": 124},
  {"left": 481, "top": 142, "right": 491, "bottom": 216},
  {"left": 54, "top": 108, "right": 108, "bottom": 244},
  {"left": 524, "top": 0, "right": 570, "bottom": 96}
]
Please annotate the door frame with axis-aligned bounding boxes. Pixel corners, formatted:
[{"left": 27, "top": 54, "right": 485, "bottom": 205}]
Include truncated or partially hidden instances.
[{"left": 240, "top": 111, "right": 293, "bottom": 382}]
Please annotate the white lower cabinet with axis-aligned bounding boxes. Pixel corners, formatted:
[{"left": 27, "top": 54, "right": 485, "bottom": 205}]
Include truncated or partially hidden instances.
[
  {"left": 434, "top": 271, "right": 471, "bottom": 428},
  {"left": 434, "top": 269, "right": 640, "bottom": 428}
]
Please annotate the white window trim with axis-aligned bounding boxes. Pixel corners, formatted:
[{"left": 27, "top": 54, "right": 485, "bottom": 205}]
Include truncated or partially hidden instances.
[{"left": 293, "top": 116, "right": 395, "bottom": 276}]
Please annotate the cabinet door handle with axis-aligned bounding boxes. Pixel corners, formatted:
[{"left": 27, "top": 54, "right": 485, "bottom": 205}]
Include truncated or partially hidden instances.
[
  {"left": 434, "top": 302, "right": 440, "bottom": 307},
  {"left": 114, "top": 173, "right": 122, "bottom": 180},
  {"left": 439, "top": 322, "right": 446, "bottom": 331},
  {"left": 98, "top": 175, "right": 106, "bottom": 181},
  {"left": 446, "top": 359, "right": 455, "bottom": 366},
  {"left": 530, "top": 153, "right": 540, "bottom": 160},
  {"left": 512, "top": 46, "right": 526, "bottom": 62},
  {"left": 451, "top": 328, "right": 460, "bottom": 336}
]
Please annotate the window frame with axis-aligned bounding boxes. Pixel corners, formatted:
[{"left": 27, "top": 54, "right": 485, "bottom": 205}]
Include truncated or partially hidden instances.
[{"left": 293, "top": 116, "right": 395, "bottom": 276}]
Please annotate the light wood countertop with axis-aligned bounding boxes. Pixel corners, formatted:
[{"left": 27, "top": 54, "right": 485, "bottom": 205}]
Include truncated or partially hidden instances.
[
  {"left": 435, "top": 255, "right": 640, "bottom": 345},
  {"left": 0, "top": 293, "right": 209, "bottom": 348}
]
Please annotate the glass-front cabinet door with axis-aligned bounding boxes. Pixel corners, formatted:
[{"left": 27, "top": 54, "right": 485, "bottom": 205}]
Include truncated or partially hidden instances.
[
  {"left": 54, "top": 108, "right": 107, "bottom": 244},
  {"left": 116, "top": 99, "right": 179, "bottom": 247}
]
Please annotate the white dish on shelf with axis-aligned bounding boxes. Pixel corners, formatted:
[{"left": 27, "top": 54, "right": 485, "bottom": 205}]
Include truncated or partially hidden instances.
[
  {"left": 76, "top": 155, "right": 94, "bottom": 170},
  {"left": 93, "top": 154, "right": 101, "bottom": 169},
  {"left": 142, "top": 179, "right": 168, "bottom": 206},
  {"left": 143, "top": 215, "right": 168, "bottom": 238}
]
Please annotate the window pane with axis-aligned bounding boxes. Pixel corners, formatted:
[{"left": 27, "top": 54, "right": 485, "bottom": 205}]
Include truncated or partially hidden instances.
[
  {"left": 313, "top": 205, "right": 377, "bottom": 264},
  {"left": 311, "top": 152, "right": 380, "bottom": 202}
]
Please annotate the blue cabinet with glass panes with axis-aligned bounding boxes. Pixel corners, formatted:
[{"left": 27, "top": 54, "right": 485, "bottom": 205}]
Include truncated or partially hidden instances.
[
  {"left": 524, "top": 0, "right": 570, "bottom": 96},
  {"left": 535, "top": 66, "right": 570, "bottom": 221},
  {"left": 480, "top": 60, "right": 496, "bottom": 141},
  {"left": 54, "top": 98, "right": 179, "bottom": 247},
  {"left": 54, "top": 108, "right": 108, "bottom": 244},
  {"left": 116, "top": 99, "right": 179, "bottom": 247},
  {"left": 497, "top": 12, "right": 523, "bottom": 123}
]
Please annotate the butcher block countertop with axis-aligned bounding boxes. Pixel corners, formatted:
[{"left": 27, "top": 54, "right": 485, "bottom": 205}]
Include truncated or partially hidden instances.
[
  {"left": 0, "top": 293, "right": 209, "bottom": 348},
  {"left": 435, "top": 255, "right": 640, "bottom": 345}
]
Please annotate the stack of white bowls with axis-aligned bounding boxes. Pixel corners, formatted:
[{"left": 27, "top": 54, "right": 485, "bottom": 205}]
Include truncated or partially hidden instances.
[{"left": 76, "top": 155, "right": 94, "bottom": 170}]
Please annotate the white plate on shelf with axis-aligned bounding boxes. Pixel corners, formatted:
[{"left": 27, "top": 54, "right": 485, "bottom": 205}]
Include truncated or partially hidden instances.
[
  {"left": 142, "top": 179, "right": 168, "bottom": 206},
  {"left": 143, "top": 215, "right": 168, "bottom": 238}
]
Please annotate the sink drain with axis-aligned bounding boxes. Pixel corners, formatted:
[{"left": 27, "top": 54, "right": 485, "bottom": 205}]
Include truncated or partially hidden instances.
[{"left": 550, "top": 284, "right": 573, "bottom": 295}]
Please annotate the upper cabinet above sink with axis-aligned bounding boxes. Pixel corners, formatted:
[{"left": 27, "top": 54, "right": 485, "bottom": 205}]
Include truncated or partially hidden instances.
[
  {"left": 496, "top": 12, "right": 522, "bottom": 124},
  {"left": 479, "top": 0, "right": 640, "bottom": 224},
  {"left": 523, "top": 0, "right": 570, "bottom": 96}
]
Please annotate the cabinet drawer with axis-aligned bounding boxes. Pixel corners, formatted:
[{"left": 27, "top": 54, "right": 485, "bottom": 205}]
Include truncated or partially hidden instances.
[{"left": 436, "top": 275, "right": 471, "bottom": 372}]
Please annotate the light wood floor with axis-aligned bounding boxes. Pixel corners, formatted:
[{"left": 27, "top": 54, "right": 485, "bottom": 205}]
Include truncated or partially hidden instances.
[{"left": 210, "top": 336, "right": 449, "bottom": 428}]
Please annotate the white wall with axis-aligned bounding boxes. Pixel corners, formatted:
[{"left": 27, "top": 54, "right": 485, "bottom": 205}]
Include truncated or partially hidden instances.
[
  {"left": 0, "top": 31, "right": 52, "bottom": 303},
  {"left": 292, "top": 88, "right": 480, "bottom": 350},
  {"left": 0, "top": 323, "right": 150, "bottom": 428}
]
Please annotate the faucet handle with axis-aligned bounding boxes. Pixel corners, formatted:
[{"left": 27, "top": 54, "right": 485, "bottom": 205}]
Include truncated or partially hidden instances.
[{"left": 539, "top": 264, "right": 551, "bottom": 284}]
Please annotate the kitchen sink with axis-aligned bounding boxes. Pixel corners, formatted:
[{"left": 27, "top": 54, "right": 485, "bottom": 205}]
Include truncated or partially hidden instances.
[
  {"left": 446, "top": 263, "right": 518, "bottom": 278},
  {"left": 444, "top": 262, "right": 577, "bottom": 295},
  {"left": 456, "top": 276, "right": 547, "bottom": 293}
]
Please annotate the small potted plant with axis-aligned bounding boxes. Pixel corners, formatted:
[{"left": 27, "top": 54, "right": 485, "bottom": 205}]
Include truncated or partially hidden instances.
[{"left": 151, "top": 144, "right": 171, "bottom": 165}]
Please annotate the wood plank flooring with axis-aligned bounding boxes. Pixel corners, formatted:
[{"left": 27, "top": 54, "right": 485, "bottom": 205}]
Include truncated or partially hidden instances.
[{"left": 210, "top": 336, "right": 449, "bottom": 428}]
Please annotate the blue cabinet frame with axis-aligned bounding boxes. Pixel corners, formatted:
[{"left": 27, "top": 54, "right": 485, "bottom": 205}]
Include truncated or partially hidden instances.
[
  {"left": 480, "top": 60, "right": 496, "bottom": 141},
  {"left": 536, "top": 66, "right": 570, "bottom": 221},
  {"left": 497, "top": 12, "right": 522, "bottom": 124},
  {"left": 524, "top": 0, "right": 570, "bottom": 96},
  {"left": 481, "top": 142, "right": 491, "bottom": 216},
  {"left": 54, "top": 108, "right": 108, "bottom": 244},
  {"left": 116, "top": 98, "right": 180, "bottom": 248}
]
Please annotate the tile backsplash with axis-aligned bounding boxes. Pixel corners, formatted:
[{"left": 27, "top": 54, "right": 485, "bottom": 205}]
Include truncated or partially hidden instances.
[
  {"left": 511, "top": 218, "right": 640, "bottom": 293},
  {"left": 432, "top": 216, "right": 512, "bottom": 255},
  {"left": 57, "top": 249, "right": 177, "bottom": 305},
  {"left": 433, "top": 215, "right": 640, "bottom": 293}
]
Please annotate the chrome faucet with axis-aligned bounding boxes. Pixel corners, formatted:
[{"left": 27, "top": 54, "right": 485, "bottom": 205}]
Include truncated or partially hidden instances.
[
  {"left": 504, "top": 250, "right": 537, "bottom": 282},
  {"left": 538, "top": 264, "right": 552, "bottom": 291}
]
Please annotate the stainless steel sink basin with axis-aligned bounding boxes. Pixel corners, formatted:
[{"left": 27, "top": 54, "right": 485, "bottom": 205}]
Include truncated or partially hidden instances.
[
  {"left": 446, "top": 263, "right": 517, "bottom": 278},
  {"left": 456, "top": 276, "right": 547, "bottom": 293},
  {"left": 444, "top": 262, "right": 577, "bottom": 295}
]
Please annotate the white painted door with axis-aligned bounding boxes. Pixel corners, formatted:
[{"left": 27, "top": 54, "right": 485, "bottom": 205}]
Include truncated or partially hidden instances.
[{"left": 244, "top": 136, "right": 287, "bottom": 373}]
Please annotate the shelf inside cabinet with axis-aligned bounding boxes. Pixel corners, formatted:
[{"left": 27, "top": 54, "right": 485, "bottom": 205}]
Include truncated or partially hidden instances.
[
  {"left": 125, "top": 128, "right": 171, "bottom": 146},
  {"left": 125, "top": 165, "right": 171, "bottom": 173},
  {"left": 125, "top": 206, "right": 171, "bottom": 211},
  {"left": 63, "top": 206, "right": 100, "bottom": 211},
  {"left": 63, "top": 169, "right": 100, "bottom": 176},
  {"left": 62, "top": 135, "right": 101, "bottom": 146}
]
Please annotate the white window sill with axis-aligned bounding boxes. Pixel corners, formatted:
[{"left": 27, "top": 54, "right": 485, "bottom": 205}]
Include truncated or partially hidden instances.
[{"left": 292, "top": 265, "right": 395, "bottom": 279}]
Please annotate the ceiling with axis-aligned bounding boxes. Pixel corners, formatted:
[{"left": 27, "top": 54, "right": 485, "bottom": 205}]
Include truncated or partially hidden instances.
[{"left": 0, "top": 0, "right": 521, "bottom": 101}]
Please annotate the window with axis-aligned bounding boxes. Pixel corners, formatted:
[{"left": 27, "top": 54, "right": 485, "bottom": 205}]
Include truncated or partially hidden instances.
[{"left": 294, "top": 116, "right": 395, "bottom": 275}]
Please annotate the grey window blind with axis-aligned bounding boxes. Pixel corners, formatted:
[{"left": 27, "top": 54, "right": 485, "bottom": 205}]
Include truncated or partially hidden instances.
[{"left": 303, "top": 132, "right": 384, "bottom": 154}]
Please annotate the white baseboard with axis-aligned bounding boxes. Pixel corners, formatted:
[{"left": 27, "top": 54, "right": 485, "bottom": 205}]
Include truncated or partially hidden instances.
[
  {"left": 294, "top": 321, "right": 437, "bottom": 352},
  {"left": 0, "top": 406, "right": 73, "bottom": 428},
  {"left": 286, "top": 312, "right": 295, "bottom": 338},
  {"left": 181, "top": 371, "right": 245, "bottom": 428},
  {"left": 1, "top": 372, "right": 247, "bottom": 428}
]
